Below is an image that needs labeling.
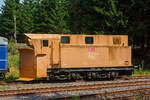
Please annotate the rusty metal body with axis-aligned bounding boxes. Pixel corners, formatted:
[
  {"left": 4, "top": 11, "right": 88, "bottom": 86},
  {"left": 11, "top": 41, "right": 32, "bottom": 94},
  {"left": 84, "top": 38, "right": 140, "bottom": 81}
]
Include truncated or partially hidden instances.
[{"left": 18, "top": 34, "right": 133, "bottom": 81}]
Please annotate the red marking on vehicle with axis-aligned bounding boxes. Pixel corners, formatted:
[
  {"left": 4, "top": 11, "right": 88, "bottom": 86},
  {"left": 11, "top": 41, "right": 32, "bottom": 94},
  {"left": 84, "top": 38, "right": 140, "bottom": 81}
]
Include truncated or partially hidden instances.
[{"left": 88, "top": 47, "right": 95, "bottom": 52}]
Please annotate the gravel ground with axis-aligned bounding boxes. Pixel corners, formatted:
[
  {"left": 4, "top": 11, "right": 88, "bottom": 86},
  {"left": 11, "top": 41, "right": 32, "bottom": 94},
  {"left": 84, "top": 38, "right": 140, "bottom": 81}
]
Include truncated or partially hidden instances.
[
  {"left": 1, "top": 78, "right": 150, "bottom": 91},
  {"left": 1, "top": 82, "right": 150, "bottom": 100}
]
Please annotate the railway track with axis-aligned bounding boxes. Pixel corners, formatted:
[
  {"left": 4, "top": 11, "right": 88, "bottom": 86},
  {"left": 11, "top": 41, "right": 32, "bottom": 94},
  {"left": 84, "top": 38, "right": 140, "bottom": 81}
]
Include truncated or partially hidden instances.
[
  {"left": 1, "top": 75, "right": 150, "bottom": 86},
  {"left": 1, "top": 79, "right": 150, "bottom": 99},
  {"left": 118, "top": 75, "right": 150, "bottom": 80}
]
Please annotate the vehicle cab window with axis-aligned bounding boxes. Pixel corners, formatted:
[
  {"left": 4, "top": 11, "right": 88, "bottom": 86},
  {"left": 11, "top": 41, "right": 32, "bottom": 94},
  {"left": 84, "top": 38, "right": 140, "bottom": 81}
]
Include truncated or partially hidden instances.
[
  {"left": 43, "top": 40, "right": 48, "bottom": 47},
  {"left": 85, "top": 37, "right": 94, "bottom": 44},
  {"left": 61, "top": 36, "right": 70, "bottom": 44}
]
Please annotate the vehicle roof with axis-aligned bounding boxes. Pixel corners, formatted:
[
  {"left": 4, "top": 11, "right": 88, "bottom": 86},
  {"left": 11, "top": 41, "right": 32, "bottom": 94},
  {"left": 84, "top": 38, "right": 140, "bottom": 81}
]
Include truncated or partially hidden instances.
[
  {"left": 25, "top": 33, "right": 128, "bottom": 39},
  {"left": 0, "top": 37, "right": 8, "bottom": 45}
]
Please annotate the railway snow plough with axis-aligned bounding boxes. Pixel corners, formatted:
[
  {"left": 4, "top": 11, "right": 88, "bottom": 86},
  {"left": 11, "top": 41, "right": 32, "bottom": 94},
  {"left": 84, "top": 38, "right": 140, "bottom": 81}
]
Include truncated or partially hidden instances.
[{"left": 18, "top": 34, "right": 134, "bottom": 81}]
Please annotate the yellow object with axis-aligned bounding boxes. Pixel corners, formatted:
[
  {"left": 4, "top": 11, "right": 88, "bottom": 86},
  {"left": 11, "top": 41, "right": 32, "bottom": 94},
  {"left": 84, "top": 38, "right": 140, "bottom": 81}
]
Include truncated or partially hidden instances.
[
  {"left": 18, "top": 34, "right": 132, "bottom": 81},
  {"left": 18, "top": 77, "right": 34, "bottom": 81}
]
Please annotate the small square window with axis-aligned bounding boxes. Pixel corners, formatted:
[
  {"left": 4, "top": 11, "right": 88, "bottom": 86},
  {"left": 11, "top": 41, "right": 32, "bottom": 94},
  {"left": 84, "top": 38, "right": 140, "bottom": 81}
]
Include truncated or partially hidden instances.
[
  {"left": 85, "top": 37, "right": 94, "bottom": 44},
  {"left": 61, "top": 36, "right": 70, "bottom": 44},
  {"left": 43, "top": 40, "right": 48, "bottom": 47}
]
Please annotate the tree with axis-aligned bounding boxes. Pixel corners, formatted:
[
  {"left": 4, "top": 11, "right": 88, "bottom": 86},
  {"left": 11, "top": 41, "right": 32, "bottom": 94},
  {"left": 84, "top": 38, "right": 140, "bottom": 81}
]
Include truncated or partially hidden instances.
[
  {"left": 18, "top": 0, "right": 36, "bottom": 39},
  {"left": 0, "top": 0, "right": 21, "bottom": 40},
  {"left": 93, "top": 0, "right": 127, "bottom": 34},
  {"left": 49, "top": 0, "right": 70, "bottom": 33},
  {"left": 34, "top": 0, "right": 70, "bottom": 34},
  {"left": 121, "top": 0, "right": 150, "bottom": 68},
  {"left": 68, "top": 0, "right": 127, "bottom": 34}
]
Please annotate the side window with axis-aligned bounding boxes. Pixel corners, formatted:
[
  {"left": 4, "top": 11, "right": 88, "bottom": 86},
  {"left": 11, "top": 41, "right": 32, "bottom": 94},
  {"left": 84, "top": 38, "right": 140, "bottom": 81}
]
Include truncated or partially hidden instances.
[
  {"left": 85, "top": 37, "right": 94, "bottom": 44},
  {"left": 61, "top": 36, "right": 70, "bottom": 44},
  {"left": 43, "top": 40, "right": 48, "bottom": 47},
  {"left": 113, "top": 37, "right": 121, "bottom": 44}
]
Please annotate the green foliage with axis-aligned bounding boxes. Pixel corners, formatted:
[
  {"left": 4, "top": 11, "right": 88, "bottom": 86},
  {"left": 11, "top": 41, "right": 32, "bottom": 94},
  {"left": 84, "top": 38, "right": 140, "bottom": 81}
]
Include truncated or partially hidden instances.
[
  {"left": 6, "top": 42, "right": 25, "bottom": 81},
  {"left": 48, "top": 0, "right": 70, "bottom": 33},
  {"left": 0, "top": 0, "right": 149, "bottom": 38},
  {"left": 72, "top": 95, "right": 80, "bottom": 100},
  {"left": 8, "top": 53, "right": 19, "bottom": 70},
  {"left": 68, "top": 0, "right": 127, "bottom": 34},
  {"left": 68, "top": 0, "right": 97, "bottom": 34},
  {"left": 0, "top": 0, "right": 150, "bottom": 68},
  {"left": 34, "top": 0, "right": 70, "bottom": 33},
  {"left": 8, "top": 38, "right": 25, "bottom": 54},
  {"left": 134, "top": 69, "right": 150, "bottom": 75},
  {"left": 8, "top": 38, "right": 18, "bottom": 54},
  {"left": 0, "top": 0, "right": 21, "bottom": 39},
  {"left": 0, "top": 86, "right": 11, "bottom": 90},
  {"left": 93, "top": 0, "right": 127, "bottom": 34},
  {"left": 19, "top": 0, "right": 35, "bottom": 34},
  {"left": 6, "top": 53, "right": 19, "bottom": 81}
]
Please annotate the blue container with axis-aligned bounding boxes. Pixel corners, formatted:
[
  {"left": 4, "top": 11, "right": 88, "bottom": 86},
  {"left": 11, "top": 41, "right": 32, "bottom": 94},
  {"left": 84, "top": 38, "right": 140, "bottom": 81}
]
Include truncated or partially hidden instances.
[{"left": 0, "top": 37, "right": 8, "bottom": 73}]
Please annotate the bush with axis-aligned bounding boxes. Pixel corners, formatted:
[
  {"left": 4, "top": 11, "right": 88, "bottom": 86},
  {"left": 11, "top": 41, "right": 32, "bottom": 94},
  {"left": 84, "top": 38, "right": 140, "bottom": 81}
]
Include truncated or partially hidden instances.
[
  {"left": 8, "top": 41, "right": 25, "bottom": 55},
  {"left": 6, "top": 41, "right": 25, "bottom": 81},
  {"left": 6, "top": 53, "right": 19, "bottom": 81},
  {"left": 133, "top": 68, "right": 150, "bottom": 75}
]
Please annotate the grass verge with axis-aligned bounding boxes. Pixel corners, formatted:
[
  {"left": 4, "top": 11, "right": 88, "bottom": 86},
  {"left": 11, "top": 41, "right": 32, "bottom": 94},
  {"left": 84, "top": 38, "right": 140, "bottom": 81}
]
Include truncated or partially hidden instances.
[
  {"left": 133, "top": 68, "right": 150, "bottom": 76},
  {"left": 6, "top": 53, "right": 19, "bottom": 81},
  {"left": 0, "top": 86, "right": 11, "bottom": 90},
  {"left": 5, "top": 42, "right": 25, "bottom": 81}
]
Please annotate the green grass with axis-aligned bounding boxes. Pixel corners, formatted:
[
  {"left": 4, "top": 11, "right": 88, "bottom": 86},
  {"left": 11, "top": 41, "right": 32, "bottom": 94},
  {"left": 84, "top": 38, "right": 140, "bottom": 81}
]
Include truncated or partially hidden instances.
[
  {"left": 6, "top": 53, "right": 19, "bottom": 81},
  {"left": 5, "top": 42, "right": 25, "bottom": 81},
  {"left": 133, "top": 68, "right": 150, "bottom": 76},
  {"left": 0, "top": 86, "right": 11, "bottom": 90},
  {"left": 72, "top": 95, "right": 80, "bottom": 100}
]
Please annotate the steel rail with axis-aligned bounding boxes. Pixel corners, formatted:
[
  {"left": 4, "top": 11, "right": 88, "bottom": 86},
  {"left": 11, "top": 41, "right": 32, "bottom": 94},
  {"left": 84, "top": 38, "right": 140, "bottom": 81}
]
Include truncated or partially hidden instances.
[{"left": 1, "top": 79, "right": 150, "bottom": 98}]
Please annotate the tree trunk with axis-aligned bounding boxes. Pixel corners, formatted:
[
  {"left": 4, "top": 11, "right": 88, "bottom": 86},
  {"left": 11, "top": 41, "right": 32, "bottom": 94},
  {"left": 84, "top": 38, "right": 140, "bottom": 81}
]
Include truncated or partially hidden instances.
[{"left": 14, "top": 15, "right": 17, "bottom": 43}]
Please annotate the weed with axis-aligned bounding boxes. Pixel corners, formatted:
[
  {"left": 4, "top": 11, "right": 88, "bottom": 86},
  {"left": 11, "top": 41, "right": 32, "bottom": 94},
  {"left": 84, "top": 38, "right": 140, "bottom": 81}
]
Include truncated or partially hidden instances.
[
  {"left": 5, "top": 42, "right": 25, "bottom": 81},
  {"left": 0, "top": 86, "right": 11, "bottom": 90},
  {"left": 72, "top": 95, "right": 80, "bottom": 100},
  {"left": 16, "top": 86, "right": 22, "bottom": 89},
  {"left": 5, "top": 53, "right": 19, "bottom": 81},
  {"left": 133, "top": 68, "right": 150, "bottom": 76}
]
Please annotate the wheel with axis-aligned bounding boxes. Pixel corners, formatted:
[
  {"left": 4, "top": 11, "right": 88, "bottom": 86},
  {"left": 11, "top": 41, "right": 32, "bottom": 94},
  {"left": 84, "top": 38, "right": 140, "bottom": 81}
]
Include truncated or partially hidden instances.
[{"left": 0, "top": 73, "right": 5, "bottom": 80}]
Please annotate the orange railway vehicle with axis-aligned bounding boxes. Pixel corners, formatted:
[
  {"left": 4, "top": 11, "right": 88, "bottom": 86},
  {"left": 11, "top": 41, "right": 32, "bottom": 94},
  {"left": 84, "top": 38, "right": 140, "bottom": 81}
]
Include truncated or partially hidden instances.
[{"left": 18, "top": 34, "right": 134, "bottom": 81}]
